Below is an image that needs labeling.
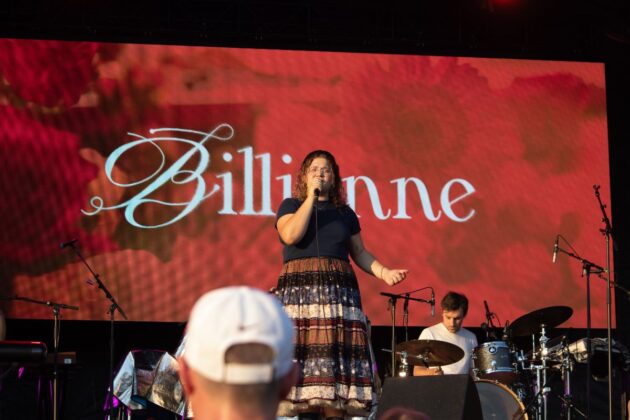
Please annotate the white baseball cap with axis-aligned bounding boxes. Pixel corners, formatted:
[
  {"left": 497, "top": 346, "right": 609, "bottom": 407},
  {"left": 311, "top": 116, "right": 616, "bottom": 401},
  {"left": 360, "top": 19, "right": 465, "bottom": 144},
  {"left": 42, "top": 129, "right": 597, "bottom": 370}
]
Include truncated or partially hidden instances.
[{"left": 183, "top": 286, "right": 295, "bottom": 384}]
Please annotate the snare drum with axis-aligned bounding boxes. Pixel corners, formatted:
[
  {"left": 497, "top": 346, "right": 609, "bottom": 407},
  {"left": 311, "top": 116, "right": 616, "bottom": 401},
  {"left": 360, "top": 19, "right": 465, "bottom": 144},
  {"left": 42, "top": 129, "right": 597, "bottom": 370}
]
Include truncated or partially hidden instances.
[
  {"left": 475, "top": 379, "right": 528, "bottom": 420},
  {"left": 473, "top": 341, "right": 517, "bottom": 384}
]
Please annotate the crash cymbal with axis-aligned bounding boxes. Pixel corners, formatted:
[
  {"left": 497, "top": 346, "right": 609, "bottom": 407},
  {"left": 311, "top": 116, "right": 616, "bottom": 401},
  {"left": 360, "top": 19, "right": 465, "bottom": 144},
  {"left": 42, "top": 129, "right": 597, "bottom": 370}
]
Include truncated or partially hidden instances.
[
  {"left": 509, "top": 306, "right": 573, "bottom": 337},
  {"left": 395, "top": 339, "right": 464, "bottom": 367}
]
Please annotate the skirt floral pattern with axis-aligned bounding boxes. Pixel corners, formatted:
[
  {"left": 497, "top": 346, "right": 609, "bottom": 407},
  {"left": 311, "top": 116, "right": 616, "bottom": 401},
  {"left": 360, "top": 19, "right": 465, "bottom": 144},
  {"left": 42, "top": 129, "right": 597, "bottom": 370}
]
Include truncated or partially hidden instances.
[{"left": 275, "top": 257, "right": 375, "bottom": 417}]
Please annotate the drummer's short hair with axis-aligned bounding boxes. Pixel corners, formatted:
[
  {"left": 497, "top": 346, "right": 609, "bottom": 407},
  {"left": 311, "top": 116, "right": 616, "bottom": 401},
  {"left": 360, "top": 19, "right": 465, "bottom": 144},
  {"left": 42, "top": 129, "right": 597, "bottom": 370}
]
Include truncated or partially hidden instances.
[{"left": 441, "top": 291, "right": 469, "bottom": 316}]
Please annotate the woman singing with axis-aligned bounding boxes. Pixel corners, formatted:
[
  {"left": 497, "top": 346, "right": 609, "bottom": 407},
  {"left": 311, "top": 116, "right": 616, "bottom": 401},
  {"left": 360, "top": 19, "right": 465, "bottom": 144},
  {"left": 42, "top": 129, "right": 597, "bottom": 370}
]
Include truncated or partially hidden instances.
[{"left": 274, "top": 150, "right": 408, "bottom": 419}]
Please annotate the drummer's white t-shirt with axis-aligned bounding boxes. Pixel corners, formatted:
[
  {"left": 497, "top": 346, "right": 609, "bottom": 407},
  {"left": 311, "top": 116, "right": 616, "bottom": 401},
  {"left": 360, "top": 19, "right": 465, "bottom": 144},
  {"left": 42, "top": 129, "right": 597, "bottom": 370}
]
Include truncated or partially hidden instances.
[{"left": 418, "top": 322, "right": 478, "bottom": 375}]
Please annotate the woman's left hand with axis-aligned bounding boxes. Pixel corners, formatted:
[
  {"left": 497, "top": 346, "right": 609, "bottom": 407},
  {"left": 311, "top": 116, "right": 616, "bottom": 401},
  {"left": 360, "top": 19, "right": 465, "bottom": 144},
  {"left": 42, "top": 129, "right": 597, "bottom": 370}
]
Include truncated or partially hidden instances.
[{"left": 382, "top": 268, "right": 408, "bottom": 286}]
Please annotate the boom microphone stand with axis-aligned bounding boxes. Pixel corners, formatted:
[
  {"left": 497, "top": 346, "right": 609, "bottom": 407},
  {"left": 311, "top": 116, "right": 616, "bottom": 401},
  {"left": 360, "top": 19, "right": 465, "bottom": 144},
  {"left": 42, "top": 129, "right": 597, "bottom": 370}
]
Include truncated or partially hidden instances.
[
  {"left": 62, "top": 240, "right": 127, "bottom": 420},
  {"left": 401, "top": 287, "right": 434, "bottom": 342},
  {"left": 553, "top": 233, "right": 630, "bottom": 418},
  {"left": 593, "top": 184, "right": 615, "bottom": 420},
  {"left": 380, "top": 290, "right": 434, "bottom": 376},
  {"left": 553, "top": 237, "right": 605, "bottom": 418},
  {"left": 383, "top": 292, "right": 399, "bottom": 377}
]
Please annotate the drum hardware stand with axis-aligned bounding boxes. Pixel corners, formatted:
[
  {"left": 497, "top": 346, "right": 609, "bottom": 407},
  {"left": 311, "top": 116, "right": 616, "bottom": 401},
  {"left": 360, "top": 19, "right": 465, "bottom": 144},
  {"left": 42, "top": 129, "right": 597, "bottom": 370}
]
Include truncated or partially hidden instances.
[
  {"left": 63, "top": 241, "right": 128, "bottom": 420},
  {"left": 537, "top": 325, "right": 550, "bottom": 420},
  {"left": 553, "top": 236, "right": 607, "bottom": 418},
  {"left": 557, "top": 342, "right": 587, "bottom": 420},
  {"left": 518, "top": 325, "right": 552, "bottom": 420},
  {"left": 380, "top": 290, "right": 434, "bottom": 377},
  {"left": 379, "top": 348, "right": 418, "bottom": 377},
  {"left": 561, "top": 339, "right": 572, "bottom": 420},
  {"left": 513, "top": 350, "right": 532, "bottom": 405},
  {"left": 517, "top": 349, "right": 527, "bottom": 368},
  {"left": 382, "top": 348, "right": 435, "bottom": 377},
  {"left": 398, "top": 351, "right": 410, "bottom": 377},
  {"left": 518, "top": 364, "right": 560, "bottom": 420},
  {"left": 556, "top": 394, "right": 587, "bottom": 419},
  {"left": 520, "top": 332, "right": 587, "bottom": 420},
  {"left": 6, "top": 295, "right": 78, "bottom": 420},
  {"left": 539, "top": 339, "right": 587, "bottom": 419}
]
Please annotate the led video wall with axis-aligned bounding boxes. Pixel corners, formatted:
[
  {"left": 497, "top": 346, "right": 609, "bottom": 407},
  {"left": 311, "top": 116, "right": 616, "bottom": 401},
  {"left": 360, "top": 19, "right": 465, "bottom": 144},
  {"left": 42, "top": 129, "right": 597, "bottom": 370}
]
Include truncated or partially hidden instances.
[{"left": 0, "top": 38, "right": 611, "bottom": 327}]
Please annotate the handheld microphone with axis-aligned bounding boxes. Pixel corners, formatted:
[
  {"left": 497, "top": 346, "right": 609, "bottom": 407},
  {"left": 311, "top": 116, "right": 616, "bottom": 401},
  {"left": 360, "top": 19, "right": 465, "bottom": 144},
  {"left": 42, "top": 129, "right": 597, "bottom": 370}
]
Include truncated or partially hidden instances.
[
  {"left": 314, "top": 176, "right": 323, "bottom": 198},
  {"left": 431, "top": 289, "right": 435, "bottom": 317},
  {"left": 403, "top": 293, "right": 409, "bottom": 313},
  {"left": 60, "top": 239, "right": 78, "bottom": 249},
  {"left": 552, "top": 235, "right": 559, "bottom": 263}
]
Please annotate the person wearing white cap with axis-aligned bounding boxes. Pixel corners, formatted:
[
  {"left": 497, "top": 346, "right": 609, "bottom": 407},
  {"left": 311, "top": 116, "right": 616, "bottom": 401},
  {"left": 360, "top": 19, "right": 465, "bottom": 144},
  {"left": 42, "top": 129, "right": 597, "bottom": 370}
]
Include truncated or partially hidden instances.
[{"left": 178, "top": 286, "right": 298, "bottom": 420}]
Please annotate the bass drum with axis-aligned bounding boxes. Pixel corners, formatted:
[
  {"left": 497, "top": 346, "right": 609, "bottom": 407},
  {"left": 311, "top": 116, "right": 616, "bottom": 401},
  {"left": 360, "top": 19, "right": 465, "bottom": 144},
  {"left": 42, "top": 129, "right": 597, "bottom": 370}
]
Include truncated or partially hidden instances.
[{"left": 474, "top": 379, "right": 528, "bottom": 420}]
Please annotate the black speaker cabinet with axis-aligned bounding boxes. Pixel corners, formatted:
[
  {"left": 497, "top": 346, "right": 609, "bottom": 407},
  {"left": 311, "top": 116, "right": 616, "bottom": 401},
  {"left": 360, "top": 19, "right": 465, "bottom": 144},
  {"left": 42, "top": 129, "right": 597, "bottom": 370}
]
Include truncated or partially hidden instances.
[{"left": 376, "top": 375, "right": 483, "bottom": 420}]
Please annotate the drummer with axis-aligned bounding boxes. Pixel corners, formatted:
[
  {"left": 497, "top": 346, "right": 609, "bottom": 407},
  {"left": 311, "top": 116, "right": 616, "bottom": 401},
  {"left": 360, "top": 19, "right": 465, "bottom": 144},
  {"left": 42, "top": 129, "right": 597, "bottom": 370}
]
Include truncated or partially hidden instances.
[{"left": 413, "top": 291, "right": 477, "bottom": 376}]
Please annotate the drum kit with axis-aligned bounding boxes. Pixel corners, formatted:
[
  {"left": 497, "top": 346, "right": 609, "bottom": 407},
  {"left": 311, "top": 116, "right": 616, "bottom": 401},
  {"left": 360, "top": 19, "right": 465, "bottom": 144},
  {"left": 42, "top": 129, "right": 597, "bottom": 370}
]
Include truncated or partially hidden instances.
[{"left": 392, "top": 305, "right": 586, "bottom": 420}]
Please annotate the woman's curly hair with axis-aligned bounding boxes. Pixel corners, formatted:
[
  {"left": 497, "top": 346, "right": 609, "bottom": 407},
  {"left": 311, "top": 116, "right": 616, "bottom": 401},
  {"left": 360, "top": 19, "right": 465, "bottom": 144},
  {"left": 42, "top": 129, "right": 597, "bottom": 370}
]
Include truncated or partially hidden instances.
[{"left": 294, "top": 150, "right": 347, "bottom": 208}]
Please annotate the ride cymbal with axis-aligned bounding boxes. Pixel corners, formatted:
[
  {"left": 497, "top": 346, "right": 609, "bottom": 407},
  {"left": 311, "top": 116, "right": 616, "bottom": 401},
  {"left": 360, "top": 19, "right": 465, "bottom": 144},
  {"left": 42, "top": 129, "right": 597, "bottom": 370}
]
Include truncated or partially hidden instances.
[{"left": 509, "top": 306, "right": 573, "bottom": 337}]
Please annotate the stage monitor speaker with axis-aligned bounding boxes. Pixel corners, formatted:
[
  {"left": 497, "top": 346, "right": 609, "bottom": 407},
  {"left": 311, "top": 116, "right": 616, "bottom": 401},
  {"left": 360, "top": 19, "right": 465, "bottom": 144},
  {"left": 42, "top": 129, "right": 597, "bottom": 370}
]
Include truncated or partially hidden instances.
[{"left": 376, "top": 375, "right": 482, "bottom": 420}]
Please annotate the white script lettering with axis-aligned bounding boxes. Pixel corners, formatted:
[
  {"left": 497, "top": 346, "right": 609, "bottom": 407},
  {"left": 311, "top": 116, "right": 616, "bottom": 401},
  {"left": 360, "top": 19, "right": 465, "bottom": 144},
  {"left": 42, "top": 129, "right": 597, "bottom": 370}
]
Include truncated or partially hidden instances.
[{"left": 83, "top": 125, "right": 477, "bottom": 228}]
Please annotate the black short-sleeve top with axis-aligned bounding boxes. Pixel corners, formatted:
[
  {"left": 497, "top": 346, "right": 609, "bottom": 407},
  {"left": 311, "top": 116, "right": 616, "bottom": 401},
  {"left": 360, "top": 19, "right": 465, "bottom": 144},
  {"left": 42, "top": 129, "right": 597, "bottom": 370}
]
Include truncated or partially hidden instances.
[{"left": 276, "top": 198, "right": 361, "bottom": 263}]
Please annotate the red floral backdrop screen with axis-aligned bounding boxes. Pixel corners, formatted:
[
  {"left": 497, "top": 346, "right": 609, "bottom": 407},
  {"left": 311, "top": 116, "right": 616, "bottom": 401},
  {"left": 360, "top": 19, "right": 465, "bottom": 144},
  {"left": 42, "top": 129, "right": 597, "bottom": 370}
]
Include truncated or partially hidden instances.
[{"left": 0, "top": 38, "right": 612, "bottom": 327}]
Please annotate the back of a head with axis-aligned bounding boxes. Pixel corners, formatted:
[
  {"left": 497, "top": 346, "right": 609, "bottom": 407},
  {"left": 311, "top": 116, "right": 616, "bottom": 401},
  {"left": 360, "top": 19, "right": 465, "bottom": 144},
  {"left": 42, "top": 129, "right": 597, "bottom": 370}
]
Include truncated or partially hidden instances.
[
  {"left": 380, "top": 407, "right": 431, "bottom": 420},
  {"left": 182, "top": 286, "right": 296, "bottom": 418}
]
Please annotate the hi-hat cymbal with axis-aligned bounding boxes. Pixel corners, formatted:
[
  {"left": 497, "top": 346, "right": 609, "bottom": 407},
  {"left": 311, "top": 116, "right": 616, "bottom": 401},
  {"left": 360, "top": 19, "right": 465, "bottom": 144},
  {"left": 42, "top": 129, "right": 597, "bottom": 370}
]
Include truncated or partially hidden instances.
[
  {"left": 525, "top": 334, "right": 567, "bottom": 362},
  {"left": 509, "top": 306, "right": 573, "bottom": 337},
  {"left": 394, "top": 339, "right": 464, "bottom": 367}
]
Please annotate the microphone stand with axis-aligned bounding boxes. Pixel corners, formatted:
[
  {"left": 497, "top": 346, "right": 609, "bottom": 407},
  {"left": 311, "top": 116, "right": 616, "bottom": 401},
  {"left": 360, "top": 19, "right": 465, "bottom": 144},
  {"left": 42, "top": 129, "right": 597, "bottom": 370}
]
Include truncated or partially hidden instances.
[
  {"left": 483, "top": 301, "right": 500, "bottom": 341},
  {"left": 594, "top": 184, "right": 615, "bottom": 420},
  {"left": 384, "top": 293, "right": 398, "bottom": 377},
  {"left": 403, "top": 294, "right": 410, "bottom": 342},
  {"left": 402, "top": 286, "right": 435, "bottom": 346},
  {"left": 583, "top": 262, "right": 595, "bottom": 419},
  {"left": 518, "top": 368, "right": 587, "bottom": 420},
  {"left": 380, "top": 291, "right": 434, "bottom": 377},
  {"left": 553, "top": 242, "right": 629, "bottom": 418},
  {"left": 555, "top": 244, "right": 604, "bottom": 417},
  {"left": 8, "top": 295, "right": 78, "bottom": 420},
  {"left": 64, "top": 243, "right": 127, "bottom": 420}
]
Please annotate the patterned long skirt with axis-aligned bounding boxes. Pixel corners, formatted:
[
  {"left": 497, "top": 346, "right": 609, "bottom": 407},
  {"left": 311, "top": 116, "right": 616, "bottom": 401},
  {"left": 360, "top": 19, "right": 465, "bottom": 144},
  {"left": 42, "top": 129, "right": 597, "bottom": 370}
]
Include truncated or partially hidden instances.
[{"left": 275, "top": 257, "right": 375, "bottom": 417}]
